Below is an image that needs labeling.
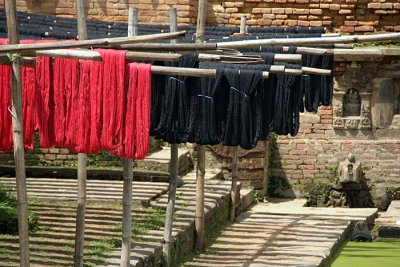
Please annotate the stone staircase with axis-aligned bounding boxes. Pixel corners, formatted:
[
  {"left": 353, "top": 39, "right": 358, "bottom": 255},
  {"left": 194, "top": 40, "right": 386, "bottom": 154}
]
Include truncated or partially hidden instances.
[
  {"left": 0, "top": 201, "right": 164, "bottom": 267},
  {"left": 135, "top": 146, "right": 193, "bottom": 175},
  {"left": 182, "top": 200, "right": 378, "bottom": 267},
  {"left": 0, "top": 177, "right": 168, "bottom": 206},
  {"left": 376, "top": 200, "right": 400, "bottom": 238},
  {"left": 99, "top": 168, "right": 234, "bottom": 267}
]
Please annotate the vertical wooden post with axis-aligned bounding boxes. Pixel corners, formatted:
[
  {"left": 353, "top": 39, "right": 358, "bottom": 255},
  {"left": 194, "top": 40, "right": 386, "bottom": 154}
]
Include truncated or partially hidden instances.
[
  {"left": 195, "top": 145, "right": 205, "bottom": 250},
  {"left": 240, "top": 15, "right": 247, "bottom": 34},
  {"left": 162, "top": 143, "right": 178, "bottom": 267},
  {"left": 169, "top": 8, "right": 178, "bottom": 44},
  {"left": 74, "top": 1, "right": 88, "bottom": 266},
  {"left": 128, "top": 7, "right": 139, "bottom": 38},
  {"left": 120, "top": 158, "right": 133, "bottom": 266},
  {"left": 120, "top": 7, "right": 137, "bottom": 267},
  {"left": 196, "top": 0, "right": 208, "bottom": 43},
  {"left": 161, "top": 9, "right": 178, "bottom": 267},
  {"left": 194, "top": 0, "right": 208, "bottom": 251},
  {"left": 75, "top": 155, "right": 87, "bottom": 267},
  {"left": 5, "top": 1, "right": 30, "bottom": 266},
  {"left": 76, "top": 0, "right": 88, "bottom": 40},
  {"left": 261, "top": 140, "right": 269, "bottom": 198},
  {"left": 230, "top": 147, "right": 238, "bottom": 222}
]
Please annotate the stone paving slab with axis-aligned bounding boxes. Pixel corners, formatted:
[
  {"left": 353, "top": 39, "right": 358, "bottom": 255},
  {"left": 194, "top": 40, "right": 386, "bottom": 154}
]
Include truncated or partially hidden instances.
[
  {"left": 377, "top": 200, "right": 400, "bottom": 238},
  {"left": 0, "top": 177, "right": 168, "bottom": 205},
  {"left": 182, "top": 200, "right": 377, "bottom": 267},
  {"left": 99, "top": 168, "right": 235, "bottom": 267}
]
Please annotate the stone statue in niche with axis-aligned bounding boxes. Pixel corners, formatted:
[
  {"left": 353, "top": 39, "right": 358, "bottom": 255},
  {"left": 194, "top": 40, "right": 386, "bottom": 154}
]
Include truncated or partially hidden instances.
[
  {"left": 362, "top": 104, "right": 371, "bottom": 118},
  {"left": 343, "top": 88, "right": 361, "bottom": 116},
  {"left": 338, "top": 153, "right": 362, "bottom": 184},
  {"left": 333, "top": 105, "right": 343, "bottom": 117}
]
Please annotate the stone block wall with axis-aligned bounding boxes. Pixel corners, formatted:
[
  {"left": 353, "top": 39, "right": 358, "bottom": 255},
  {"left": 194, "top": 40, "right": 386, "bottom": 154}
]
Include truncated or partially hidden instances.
[{"left": 0, "top": 0, "right": 400, "bottom": 33}]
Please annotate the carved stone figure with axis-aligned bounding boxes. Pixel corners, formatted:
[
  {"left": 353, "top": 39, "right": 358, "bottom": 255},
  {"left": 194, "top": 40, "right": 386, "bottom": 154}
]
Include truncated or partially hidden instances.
[
  {"left": 346, "top": 119, "right": 359, "bottom": 129},
  {"left": 362, "top": 104, "right": 371, "bottom": 118},
  {"left": 343, "top": 89, "right": 361, "bottom": 116},
  {"left": 351, "top": 221, "right": 372, "bottom": 242},
  {"left": 333, "top": 118, "right": 344, "bottom": 128},
  {"left": 333, "top": 105, "right": 343, "bottom": 117},
  {"left": 338, "top": 153, "right": 362, "bottom": 184}
]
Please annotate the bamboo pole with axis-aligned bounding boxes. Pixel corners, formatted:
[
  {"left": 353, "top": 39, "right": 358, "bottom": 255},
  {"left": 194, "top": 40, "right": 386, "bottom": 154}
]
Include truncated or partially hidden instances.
[
  {"left": 195, "top": 145, "right": 205, "bottom": 250},
  {"left": 74, "top": 1, "right": 88, "bottom": 266},
  {"left": 218, "top": 32, "right": 400, "bottom": 49},
  {"left": 120, "top": 7, "right": 137, "bottom": 267},
  {"left": 76, "top": 0, "right": 88, "bottom": 40},
  {"left": 261, "top": 140, "right": 269, "bottom": 198},
  {"left": 120, "top": 158, "right": 133, "bottom": 267},
  {"left": 162, "top": 144, "right": 178, "bottom": 267},
  {"left": 230, "top": 147, "right": 238, "bottom": 222},
  {"left": 0, "top": 55, "right": 36, "bottom": 67},
  {"left": 112, "top": 42, "right": 217, "bottom": 51},
  {"left": 0, "top": 31, "right": 186, "bottom": 53},
  {"left": 240, "top": 16, "right": 247, "bottom": 34},
  {"left": 161, "top": 8, "right": 179, "bottom": 267},
  {"left": 194, "top": 0, "right": 208, "bottom": 252},
  {"left": 128, "top": 7, "right": 139, "bottom": 37},
  {"left": 5, "top": 1, "right": 30, "bottom": 266},
  {"left": 11, "top": 49, "right": 302, "bottom": 63},
  {"left": 196, "top": 0, "right": 208, "bottom": 43}
]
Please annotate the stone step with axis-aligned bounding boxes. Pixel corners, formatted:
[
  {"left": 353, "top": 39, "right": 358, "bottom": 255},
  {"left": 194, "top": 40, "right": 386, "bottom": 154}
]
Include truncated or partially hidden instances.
[
  {"left": 181, "top": 200, "right": 377, "bottom": 266},
  {"left": 0, "top": 177, "right": 168, "bottom": 204},
  {"left": 377, "top": 200, "right": 400, "bottom": 238},
  {"left": 135, "top": 147, "right": 193, "bottom": 175}
]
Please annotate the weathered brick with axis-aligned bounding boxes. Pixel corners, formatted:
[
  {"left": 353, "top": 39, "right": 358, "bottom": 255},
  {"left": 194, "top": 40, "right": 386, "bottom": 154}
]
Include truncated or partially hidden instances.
[
  {"left": 293, "top": 8, "right": 310, "bottom": 14},
  {"left": 272, "top": 8, "right": 285, "bottom": 14},
  {"left": 355, "top": 25, "right": 374, "bottom": 32},
  {"left": 329, "top": 4, "right": 340, "bottom": 11},
  {"left": 310, "top": 9, "right": 323, "bottom": 15},
  {"left": 339, "top": 9, "right": 352, "bottom": 14},
  {"left": 368, "top": 3, "right": 382, "bottom": 9}
]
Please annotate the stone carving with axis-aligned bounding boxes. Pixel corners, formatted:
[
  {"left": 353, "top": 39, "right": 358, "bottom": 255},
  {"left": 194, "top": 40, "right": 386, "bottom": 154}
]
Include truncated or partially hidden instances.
[
  {"left": 327, "top": 153, "right": 374, "bottom": 208},
  {"left": 333, "top": 118, "right": 344, "bottom": 128},
  {"left": 333, "top": 105, "right": 343, "bottom": 117},
  {"left": 332, "top": 62, "right": 372, "bottom": 130},
  {"left": 362, "top": 104, "right": 371, "bottom": 118},
  {"left": 345, "top": 119, "right": 359, "bottom": 129},
  {"left": 343, "top": 89, "right": 361, "bottom": 116},
  {"left": 338, "top": 153, "right": 362, "bottom": 184},
  {"left": 351, "top": 221, "right": 372, "bottom": 242}
]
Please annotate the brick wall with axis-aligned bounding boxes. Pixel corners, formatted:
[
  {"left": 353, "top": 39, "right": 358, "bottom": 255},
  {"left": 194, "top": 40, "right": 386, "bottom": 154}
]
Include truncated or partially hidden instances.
[{"left": 0, "top": 0, "right": 399, "bottom": 33}]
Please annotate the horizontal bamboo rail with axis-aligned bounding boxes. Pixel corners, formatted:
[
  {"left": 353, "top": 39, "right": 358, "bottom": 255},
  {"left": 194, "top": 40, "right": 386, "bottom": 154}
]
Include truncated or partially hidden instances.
[
  {"left": 217, "top": 32, "right": 400, "bottom": 49},
  {"left": 0, "top": 31, "right": 186, "bottom": 53}
]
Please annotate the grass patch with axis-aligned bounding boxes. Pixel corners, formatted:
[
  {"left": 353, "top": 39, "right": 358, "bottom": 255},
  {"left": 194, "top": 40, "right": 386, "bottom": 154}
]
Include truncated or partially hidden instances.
[
  {"left": 354, "top": 41, "right": 400, "bottom": 48},
  {"left": 0, "top": 184, "right": 39, "bottom": 234},
  {"left": 331, "top": 239, "right": 400, "bottom": 267},
  {"left": 175, "top": 220, "right": 230, "bottom": 266}
]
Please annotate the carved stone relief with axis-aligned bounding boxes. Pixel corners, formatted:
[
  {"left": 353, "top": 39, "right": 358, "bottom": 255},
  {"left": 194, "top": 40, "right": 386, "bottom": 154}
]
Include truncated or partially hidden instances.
[{"left": 333, "top": 62, "right": 372, "bottom": 130}]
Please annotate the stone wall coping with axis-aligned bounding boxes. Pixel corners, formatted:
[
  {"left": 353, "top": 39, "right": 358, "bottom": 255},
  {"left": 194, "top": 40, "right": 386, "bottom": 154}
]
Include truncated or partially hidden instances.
[{"left": 334, "top": 48, "right": 400, "bottom": 62}]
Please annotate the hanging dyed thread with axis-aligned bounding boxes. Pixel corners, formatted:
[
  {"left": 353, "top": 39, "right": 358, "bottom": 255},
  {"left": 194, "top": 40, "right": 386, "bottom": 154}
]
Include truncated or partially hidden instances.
[
  {"left": 19, "top": 40, "right": 38, "bottom": 150},
  {"left": 0, "top": 38, "right": 12, "bottom": 151},
  {"left": 53, "top": 57, "right": 79, "bottom": 147},
  {"left": 134, "top": 63, "right": 152, "bottom": 159},
  {"left": 99, "top": 49, "right": 128, "bottom": 154},
  {"left": 35, "top": 40, "right": 57, "bottom": 148}
]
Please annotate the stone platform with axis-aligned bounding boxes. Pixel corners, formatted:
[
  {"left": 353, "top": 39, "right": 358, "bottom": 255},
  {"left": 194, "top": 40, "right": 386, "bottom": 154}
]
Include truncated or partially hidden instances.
[
  {"left": 183, "top": 199, "right": 377, "bottom": 267},
  {"left": 377, "top": 200, "right": 400, "bottom": 238}
]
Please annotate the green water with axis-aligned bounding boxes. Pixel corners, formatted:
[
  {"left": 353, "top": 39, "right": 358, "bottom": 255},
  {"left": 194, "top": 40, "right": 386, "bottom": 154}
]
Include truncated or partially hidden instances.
[{"left": 331, "top": 240, "right": 400, "bottom": 267}]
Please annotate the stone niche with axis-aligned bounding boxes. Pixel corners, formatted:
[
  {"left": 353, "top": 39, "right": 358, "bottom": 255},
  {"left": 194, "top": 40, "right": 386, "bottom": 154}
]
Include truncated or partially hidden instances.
[{"left": 333, "top": 62, "right": 372, "bottom": 130}]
